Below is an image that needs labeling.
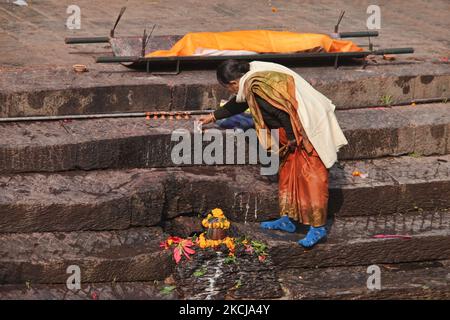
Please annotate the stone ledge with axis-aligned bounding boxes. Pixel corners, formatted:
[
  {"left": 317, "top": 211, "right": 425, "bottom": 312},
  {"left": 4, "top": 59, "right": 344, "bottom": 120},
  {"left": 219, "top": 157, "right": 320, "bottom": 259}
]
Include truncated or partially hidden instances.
[
  {"left": 1, "top": 213, "right": 449, "bottom": 286},
  {"left": 1, "top": 62, "right": 449, "bottom": 117},
  {"left": 0, "top": 154, "right": 449, "bottom": 233},
  {"left": 0, "top": 103, "right": 449, "bottom": 173},
  {"left": 1, "top": 260, "right": 448, "bottom": 299},
  {"left": 234, "top": 211, "right": 450, "bottom": 269},
  {"left": 0, "top": 282, "right": 179, "bottom": 300},
  {"left": 279, "top": 260, "right": 450, "bottom": 300},
  {"left": 0, "top": 227, "right": 173, "bottom": 284}
]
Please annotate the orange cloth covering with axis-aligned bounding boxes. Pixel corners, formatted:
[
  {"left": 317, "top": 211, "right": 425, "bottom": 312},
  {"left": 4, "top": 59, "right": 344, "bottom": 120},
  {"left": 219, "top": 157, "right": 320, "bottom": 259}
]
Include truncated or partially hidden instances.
[{"left": 146, "top": 30, "right": 363, "bottom": 57}]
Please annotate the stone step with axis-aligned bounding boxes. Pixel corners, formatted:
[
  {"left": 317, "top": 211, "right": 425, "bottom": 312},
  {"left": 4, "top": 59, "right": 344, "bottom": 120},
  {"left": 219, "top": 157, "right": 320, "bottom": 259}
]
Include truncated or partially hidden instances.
[
  {"left": 233, "top": 211, "right": 450, "bottom": 270},
  {"left": 176, "top": 251, "right": 450, "bottom": 300},
  {"left": 278, "top": 260, "right": 450, "bottom": 299},
  {"left": 1, "top": 103, "right": 449, "bottom": 173},
  {"left": 0, "top": 282, "right": 179, "bottom": 300},
  {"left": 0, "top": 227, "right": 173, "bottom": 284},
  {"left": 1, "top": 154, "right": 449, "bottom": 233},
  {"left": 1, "top": 62, "right": 449, "bottom": 117},
  {"left": 1, "top": 212, "right": 448, "bottom": 288},
  {"left": 0, "top": 261, "right": 448, "bottom": 299}
]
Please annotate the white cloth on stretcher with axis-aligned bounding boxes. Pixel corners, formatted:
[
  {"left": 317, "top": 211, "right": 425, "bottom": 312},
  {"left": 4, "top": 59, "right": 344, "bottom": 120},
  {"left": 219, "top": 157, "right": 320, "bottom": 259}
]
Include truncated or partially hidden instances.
[{"left": 193, "top": 48, "right": 258, "bottom": 56}]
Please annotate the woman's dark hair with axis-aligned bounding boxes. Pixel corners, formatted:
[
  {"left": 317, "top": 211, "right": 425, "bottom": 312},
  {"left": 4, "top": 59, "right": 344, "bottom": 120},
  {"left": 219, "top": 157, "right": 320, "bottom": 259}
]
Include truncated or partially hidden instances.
[{"left": 216, "top": 60, "right": 250, "bottom": 85}]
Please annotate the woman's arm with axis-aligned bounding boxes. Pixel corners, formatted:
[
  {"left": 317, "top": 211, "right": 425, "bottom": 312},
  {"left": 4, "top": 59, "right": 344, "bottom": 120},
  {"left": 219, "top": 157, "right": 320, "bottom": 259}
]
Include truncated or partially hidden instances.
[
  {"left": 199, "top": 96, "right": 249, "bottom": 125},
  {"left": 213, "top": 96, "right": 249, "bottom": 120}
]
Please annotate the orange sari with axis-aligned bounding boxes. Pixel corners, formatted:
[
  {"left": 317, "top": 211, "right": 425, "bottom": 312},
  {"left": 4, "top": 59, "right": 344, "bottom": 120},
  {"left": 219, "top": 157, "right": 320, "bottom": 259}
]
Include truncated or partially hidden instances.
[
  {"left": 243, "top": 71, "right": 329, "bottom": 226},
  {"left": 278, "top": 128, "right": 329, "bottom": 226}
]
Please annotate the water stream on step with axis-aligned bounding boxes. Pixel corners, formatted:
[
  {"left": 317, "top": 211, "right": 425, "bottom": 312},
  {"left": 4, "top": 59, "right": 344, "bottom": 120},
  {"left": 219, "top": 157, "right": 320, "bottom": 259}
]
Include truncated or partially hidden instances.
[
  {"left": 244, "top": 195, "right": 250, "bottom": 225},
  {"left": 191, "top": 251, "right": 224, "bottom": 300},
  {"left": 254, "top": 195, "right": 258, "bottom": 220}
]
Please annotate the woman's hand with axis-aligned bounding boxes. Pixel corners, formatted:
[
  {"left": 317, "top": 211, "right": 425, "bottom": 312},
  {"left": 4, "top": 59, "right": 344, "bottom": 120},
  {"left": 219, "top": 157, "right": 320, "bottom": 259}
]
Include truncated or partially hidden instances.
[{"left": 199, "top": 113, "right": 216, "bottom": 125}]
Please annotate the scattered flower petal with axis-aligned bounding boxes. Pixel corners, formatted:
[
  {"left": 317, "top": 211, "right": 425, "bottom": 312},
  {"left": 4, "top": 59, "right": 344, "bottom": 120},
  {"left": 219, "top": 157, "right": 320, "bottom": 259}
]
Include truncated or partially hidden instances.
[
  {"left": 373, "top": 234, "right": 412, "bottom": 239},
  {"left": 173, "top": 247, "right": 182, "bottom": 264},
  {"left": 352, "top": 170, "right": 361, "bottom": 176}
]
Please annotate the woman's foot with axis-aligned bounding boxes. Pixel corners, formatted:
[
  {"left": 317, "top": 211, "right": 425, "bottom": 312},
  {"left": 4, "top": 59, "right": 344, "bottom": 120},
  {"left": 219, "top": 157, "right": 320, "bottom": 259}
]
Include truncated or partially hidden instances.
[
  {"left": 260, "top": 215, "right": 296, "bottom": 233},
  {"left": 298, "top": 226, "right": 327, "bottom": 248}
]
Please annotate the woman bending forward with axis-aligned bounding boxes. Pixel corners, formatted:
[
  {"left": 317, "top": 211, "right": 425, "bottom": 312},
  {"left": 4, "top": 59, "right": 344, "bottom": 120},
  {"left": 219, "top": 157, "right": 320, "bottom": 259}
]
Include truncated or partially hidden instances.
[{"left": 200, "top": 60, "right": 348, "bottom": 248}]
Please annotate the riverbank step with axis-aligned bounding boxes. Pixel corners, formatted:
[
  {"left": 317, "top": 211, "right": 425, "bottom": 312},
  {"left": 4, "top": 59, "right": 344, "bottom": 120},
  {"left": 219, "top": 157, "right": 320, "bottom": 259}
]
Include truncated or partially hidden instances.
[
  {"left": 0, "top": 260, "right": 448, "bottom": 299},
  {"left": 1, "top": 154, "right": 449, "bottom": 233},
  {"left": 1, "top": 212, "right": 449, "bottom": 287},
  {"left": 0, "top": 282, "right": 179, "bottom": 300},
  {"left": 1, "top": 103, "right": 449, "bottom": 173},
  {"left": 1, "top": 62, "right": 449, "bottom": 117},
  {"left": 0, "top": 227, "right": 173, "bottom": 284},
  {"left": 278, "top": 260, "right": 450, "bottom": 299},
  {"left": 233, "top": 211, "right": 450, "bottom": 270}
]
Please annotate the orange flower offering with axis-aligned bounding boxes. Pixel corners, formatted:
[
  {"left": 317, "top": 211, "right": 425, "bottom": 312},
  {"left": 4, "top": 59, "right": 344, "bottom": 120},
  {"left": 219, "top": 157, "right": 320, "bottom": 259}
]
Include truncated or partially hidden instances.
[
  {"left": 199, "top": 208, "right": 235, "bottom": 254},
  {"left": 352, "top": 170, "right": 368, "bottom": 178},
  {"left": 160, "top": 208, "right": 268, "bottom": 265},
  {"left": 352, "top": 170, "right": 361, "bottom": 176},
  {"left": 198, "top": 232, "right": 236, "bottom": 254}
]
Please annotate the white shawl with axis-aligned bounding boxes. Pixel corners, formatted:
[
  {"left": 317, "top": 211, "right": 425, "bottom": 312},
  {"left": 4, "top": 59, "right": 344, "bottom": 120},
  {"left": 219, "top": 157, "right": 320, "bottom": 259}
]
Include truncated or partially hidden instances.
[{"left": 236, "top": 61, "right": 348, "bottom": 169}]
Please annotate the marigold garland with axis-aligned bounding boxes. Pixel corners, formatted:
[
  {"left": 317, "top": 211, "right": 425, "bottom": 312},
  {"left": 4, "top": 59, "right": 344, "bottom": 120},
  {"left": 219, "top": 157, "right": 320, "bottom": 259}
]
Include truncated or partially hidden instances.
[
  {"left": 201, "top": 208, "right": 231, "bottom": 229},
  {"left": 198, "top": 232, "right": 235, "bottom": 254}
]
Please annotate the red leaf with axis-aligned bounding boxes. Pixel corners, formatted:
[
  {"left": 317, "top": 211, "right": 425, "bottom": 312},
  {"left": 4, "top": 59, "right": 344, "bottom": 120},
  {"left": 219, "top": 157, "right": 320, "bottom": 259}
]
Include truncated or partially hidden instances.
[
  {"left": 169, "top": 236, "right": 182, "bottom": 244},
  {"left": 184, "top": 246, "right": 196, "bottom": 255},
  {"left": 173, "top": 247, "right": 182, "bottom": 264},
  {"left": 183, "top": 250, "right": 192, "bottom": 260}
]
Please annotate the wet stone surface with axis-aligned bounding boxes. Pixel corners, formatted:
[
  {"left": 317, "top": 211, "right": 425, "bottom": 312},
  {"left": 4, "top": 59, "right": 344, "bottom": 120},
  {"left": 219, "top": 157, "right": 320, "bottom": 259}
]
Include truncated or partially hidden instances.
[
  {"left": 0, "top": 227, "right": 174, "bottom": 284},
  {"left": 163, "top": 215, "right": 204, "bottom": 238},
  {"left": 174, "top": 248, "right": 283, "bottom": 300},
  {"left": 279, "top": 260, "right": 450, "bottom": 300},
  {"left": 233, "top": 213, "right": 450, "bottom": 269},
  {"left": 0, "top": 282, "right": 180, "bottom": 300}
]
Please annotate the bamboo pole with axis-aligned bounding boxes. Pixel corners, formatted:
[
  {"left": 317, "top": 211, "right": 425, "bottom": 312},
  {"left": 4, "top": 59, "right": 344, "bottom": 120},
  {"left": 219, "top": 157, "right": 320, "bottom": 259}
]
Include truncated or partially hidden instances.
[{"left": 0, "top": 110, "right": 214, "bottom": 123}]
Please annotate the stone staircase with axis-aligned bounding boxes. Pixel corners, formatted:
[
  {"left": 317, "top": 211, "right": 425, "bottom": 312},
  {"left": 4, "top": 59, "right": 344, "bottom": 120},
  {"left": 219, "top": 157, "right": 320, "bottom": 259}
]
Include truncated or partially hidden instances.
[{"left": 0, "top": 61, "right": 449, "bottom": 299}]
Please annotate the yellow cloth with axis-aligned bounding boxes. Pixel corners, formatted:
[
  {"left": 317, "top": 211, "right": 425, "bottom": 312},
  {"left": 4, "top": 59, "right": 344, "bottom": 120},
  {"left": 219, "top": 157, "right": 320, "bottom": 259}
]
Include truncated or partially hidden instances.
[{"left": 146, "top": 30, "right": 363, "bottom": 57}]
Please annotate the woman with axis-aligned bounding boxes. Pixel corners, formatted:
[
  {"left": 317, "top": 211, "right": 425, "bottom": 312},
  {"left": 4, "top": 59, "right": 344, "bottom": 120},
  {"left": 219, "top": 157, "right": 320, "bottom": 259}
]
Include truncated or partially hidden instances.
[{"left": 200, "top": 60, "right": 348, "bottom": 248}]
